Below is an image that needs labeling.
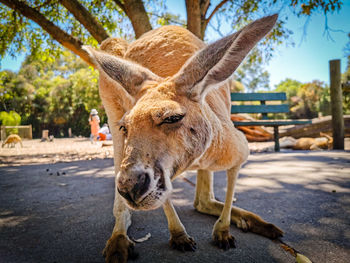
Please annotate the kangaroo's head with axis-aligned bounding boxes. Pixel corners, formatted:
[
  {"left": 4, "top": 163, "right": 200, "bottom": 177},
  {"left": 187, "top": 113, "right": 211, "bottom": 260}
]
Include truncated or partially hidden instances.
[{"left": 84, "top": 14, "right": 277, "bottom": 210}]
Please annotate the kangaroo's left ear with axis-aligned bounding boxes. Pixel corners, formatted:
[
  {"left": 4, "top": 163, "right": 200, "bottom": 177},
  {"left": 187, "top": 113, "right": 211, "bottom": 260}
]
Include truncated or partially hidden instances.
[
  {"left": 83, "top": 46, "right": 162, "bottom": 97},
  {"left": 173, "top": 14, "right": 278, "bottom": 101}
]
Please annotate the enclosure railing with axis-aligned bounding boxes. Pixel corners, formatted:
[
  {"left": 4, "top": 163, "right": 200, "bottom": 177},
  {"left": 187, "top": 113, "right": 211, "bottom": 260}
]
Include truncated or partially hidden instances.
[{"left": 0, "top": 125, "right": 32, "bottom": 141}]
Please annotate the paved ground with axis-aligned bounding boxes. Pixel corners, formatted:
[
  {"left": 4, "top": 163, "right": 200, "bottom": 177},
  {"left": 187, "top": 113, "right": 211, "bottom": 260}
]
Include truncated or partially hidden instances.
[{"left": 0, "top": 150, "right": 350, "bottom": 263}]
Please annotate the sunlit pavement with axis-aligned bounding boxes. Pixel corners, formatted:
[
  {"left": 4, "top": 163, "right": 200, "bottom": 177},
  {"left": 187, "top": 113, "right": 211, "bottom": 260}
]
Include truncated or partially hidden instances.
[{"left": 0, "top": 150, "right": 349, "bottom": 262}]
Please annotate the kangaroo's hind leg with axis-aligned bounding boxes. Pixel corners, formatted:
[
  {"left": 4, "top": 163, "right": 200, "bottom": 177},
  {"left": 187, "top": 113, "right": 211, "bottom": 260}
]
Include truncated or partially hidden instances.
[{"left": 194, "top": 169, "right": 283, "bottom": 242}]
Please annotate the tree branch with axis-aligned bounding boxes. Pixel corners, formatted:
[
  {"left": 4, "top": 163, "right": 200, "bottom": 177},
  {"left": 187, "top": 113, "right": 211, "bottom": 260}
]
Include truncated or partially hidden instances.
[
  {"left": 0, "top": 0, "right": 93, "bottom": 65},
  {"left": 59, "top": 0, "right": 109, "bottom": 43},
  {"left": 33, "top": 0, "right": 51, "bottom": 10},
  {"left": 208, "top": 17, "right": 225, "bottom": 38},
  {"left": 113, "top": 0, "right": 152, "bottom": 38},
  {"left": 200, "top": 0, "right": 210, "bottom": 18},
  {"left": 206, "top": 0, "right": 229, "bottom": 24},
  {"left": 113, "top": 0, "right": 126, "bottom": 13}
]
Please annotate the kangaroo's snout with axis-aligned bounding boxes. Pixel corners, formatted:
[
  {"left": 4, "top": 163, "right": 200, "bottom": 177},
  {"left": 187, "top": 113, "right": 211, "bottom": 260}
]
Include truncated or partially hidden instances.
[
  {"left": 117, "top": 171, "right": 151, "bottom": 204},
  {"left": 117, "top": 162, "right": 172, "bottom": 210}
]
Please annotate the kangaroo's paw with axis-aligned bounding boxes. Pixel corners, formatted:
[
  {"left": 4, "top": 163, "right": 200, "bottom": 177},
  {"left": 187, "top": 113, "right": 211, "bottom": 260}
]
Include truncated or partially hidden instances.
[
  {"left": 103, "top": 233, "right": 138, "bottom": 263},
  {"left": 235, "top": 212, "right": 283, "bottom": 239},
  {"left": 169, "top": 231, "right": 197, "bottom": 252},
  {"left": 212, "top": 228, "right": 236, "bottom": 250}
]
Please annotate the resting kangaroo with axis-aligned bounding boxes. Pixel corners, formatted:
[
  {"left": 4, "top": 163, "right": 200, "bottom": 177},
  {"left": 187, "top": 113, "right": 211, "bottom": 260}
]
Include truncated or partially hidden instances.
[{"left": 84, "top": 14, "right": 283, "bottom": 263}]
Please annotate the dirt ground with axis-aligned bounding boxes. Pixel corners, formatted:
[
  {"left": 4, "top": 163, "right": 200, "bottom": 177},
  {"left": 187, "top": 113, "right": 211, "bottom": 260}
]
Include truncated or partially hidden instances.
[
  {"left": 0, "top": 138, "right": 113, "bottom": 166},
  {"left": 1, "top": 137, "right": 349, "bottom": 166}
]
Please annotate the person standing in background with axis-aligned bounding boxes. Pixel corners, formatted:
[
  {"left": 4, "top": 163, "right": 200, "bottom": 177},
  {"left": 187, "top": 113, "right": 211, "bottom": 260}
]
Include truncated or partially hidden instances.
[{"left": 89, "top": 109, "right": 100, "bottom": 143}]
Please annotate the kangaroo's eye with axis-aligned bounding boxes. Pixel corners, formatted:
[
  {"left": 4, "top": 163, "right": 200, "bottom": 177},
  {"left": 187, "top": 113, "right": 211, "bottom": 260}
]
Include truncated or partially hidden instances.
[
  {"left": 119, "top": 125, "right": 128, "bottom": 135},
  {"left": 162, "top": 114, "right": 185, "bottom": 124}
]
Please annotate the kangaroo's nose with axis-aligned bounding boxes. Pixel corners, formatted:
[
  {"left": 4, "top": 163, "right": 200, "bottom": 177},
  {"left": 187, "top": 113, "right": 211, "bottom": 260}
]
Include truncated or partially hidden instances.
[
  {"left": 131, "top": 172, "right": 150, "bottom": 201},
  {"left": 117, "top": 172, "right": 151, "bottom": 204}
]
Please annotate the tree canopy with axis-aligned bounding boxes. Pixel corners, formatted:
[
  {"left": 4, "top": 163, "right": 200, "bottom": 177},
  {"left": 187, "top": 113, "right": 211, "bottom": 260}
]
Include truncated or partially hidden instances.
[
  {"left": 273, "top": 78, "right": 331, "bottom": 119},
  {"left": 342, "top": 32, "right": 350, "bottom": 114},
  {"left": 0, "top": 0, "right": 345, "bottom": 137},
  {"left": 0, "top": 0, "right": 342, "bottom": 65},
  {"left": 0, "top": 52, "right": 104, "bottom": 137}
]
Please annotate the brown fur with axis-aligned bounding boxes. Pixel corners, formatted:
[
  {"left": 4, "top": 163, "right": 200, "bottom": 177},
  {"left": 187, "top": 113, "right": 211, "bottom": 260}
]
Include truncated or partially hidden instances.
[
  {"left": 125, "top": 26, "right": 206, "bottom": 78},
  {"left": 2, "top": 134, "right": 23, "bottom": 148},
  {"left": 84, "top": 14, "right": 282, "bottom": 263},
  {"left": 100, "top": 37, "right": 129, "bottom": 57},
  {"left": 293, "top": 133, "right": 333, "bottom": 150}
]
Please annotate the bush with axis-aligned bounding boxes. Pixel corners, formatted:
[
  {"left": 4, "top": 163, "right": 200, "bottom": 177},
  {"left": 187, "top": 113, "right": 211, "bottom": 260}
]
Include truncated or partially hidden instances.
[
  {"left": 0, "top": 110, "right": 21, "bottom": 135},
  {"left": 273, "top": 79, "right": 330, "bottom": 119}
]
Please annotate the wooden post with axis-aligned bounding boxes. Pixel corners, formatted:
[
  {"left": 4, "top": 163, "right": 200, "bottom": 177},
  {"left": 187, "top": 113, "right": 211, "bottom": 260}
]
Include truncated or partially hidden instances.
[
  {"left": 329, "top": 59, "right": 344, "bottom": 150},
  {"left": 42, "top": 130, "right": 49, "bottom": 140},
  {"left": 0, "top": 126, "right": 5, "bottom": 141},
  {"left": 29, "top": 124, "right": 32, "bottom": 139},
  {"left": 273, "top": 126, "right": 280, "bottom": 152}
]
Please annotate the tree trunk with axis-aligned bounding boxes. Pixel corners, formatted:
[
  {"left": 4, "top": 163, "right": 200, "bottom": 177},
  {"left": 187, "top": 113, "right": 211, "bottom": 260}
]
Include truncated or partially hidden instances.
[
  {"left": 186, "top": 0, "right": 202, "bottom": 39},
  {"left": 113, "top": 0, "right": 152, "bottom": 39},
  {"left": 60, "top": 0, "right": 109, "bottom": 43},
  {"left": 199, "top": 0, "right": 210, "bottom": 39},
  {"left": 329, "top": 59, "right": 345, "bottom": 149},
  {"left": 185, "top": 0, "right": 229, "bottom": 40},
  {"left": 0, "top": 0, "right": 93, "bottom": 65}
]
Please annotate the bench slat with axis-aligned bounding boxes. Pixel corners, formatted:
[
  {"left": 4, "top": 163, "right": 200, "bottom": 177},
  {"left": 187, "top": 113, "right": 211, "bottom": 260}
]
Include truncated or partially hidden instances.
[
  {"left": 232, "top": 120, "right": 312, "bottom": 126},
  {"left": 231, "top": 104, "right": 289, "bottom": 114},
  {"left": 231, "top": 92, "right": 287, "bottom": 101}
]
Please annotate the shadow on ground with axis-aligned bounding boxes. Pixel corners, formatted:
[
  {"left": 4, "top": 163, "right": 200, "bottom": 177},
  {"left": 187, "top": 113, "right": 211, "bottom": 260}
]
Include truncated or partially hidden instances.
[{"left": 0, "top": 151, "right": 349, "bottom": 263}]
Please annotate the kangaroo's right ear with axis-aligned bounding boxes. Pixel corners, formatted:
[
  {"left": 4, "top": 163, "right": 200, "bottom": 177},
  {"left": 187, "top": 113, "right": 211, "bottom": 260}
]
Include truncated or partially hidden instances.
[
  {"left": 83, "top": 46, "right": 162, "bottom": 96},
  {"left": 173, "top": 14, "right": 278, "bottom": 102}
]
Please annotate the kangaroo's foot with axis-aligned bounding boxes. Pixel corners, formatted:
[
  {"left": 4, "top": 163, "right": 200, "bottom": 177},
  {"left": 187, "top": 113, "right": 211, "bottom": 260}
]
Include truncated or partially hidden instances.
[
  {"left": 169, "top": 231, "right": 197, "bottom": 252},
  {"left": 103, "top": 233, "right": 137, "bottom": 263},
  {"left": 233, "top": 209, "right": 283, "bottom": 239},
  {"left": 163, "top": 199, "right": 196, "bottom": 252},
  {"left": 212, "top": 225, "right": 236, "bottom": 250}
]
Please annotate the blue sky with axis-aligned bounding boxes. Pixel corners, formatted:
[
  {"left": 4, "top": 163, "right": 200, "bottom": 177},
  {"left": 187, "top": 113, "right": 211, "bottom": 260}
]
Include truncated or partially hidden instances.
[
  {"left": 266, "top": 2, "right": 350, "bottom": 87},
  {"left": 1, "top": 1, "right": 350, "bottom": 89}
]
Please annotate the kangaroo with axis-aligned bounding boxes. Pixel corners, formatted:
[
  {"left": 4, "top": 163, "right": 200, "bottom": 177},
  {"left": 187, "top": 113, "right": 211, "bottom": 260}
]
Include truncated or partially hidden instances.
[
  {"left": 84, "top": 14, "right": 282, "bottom": 263},
  {"left": 2, "top": 134, "right": 23, "bottom": 148},
  {"left": 293, "top": 132, "right": 333, "bottom": 150}
]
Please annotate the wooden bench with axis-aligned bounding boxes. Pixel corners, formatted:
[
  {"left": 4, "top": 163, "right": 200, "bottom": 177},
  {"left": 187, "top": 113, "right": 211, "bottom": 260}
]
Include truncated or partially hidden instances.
[{"left": 231, "top": 92, "right": 311, "bottom": 151}]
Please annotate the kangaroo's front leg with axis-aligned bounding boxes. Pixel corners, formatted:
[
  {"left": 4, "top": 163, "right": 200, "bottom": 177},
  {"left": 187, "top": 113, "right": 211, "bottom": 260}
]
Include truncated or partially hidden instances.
[
  {"left": 212, "top": 166, "right": 239, "bottom": 250},
  {"left": 163, "top": 199, "right": 196, "bottom": 251},
  {"left": 103, "top": 127, "right": 136, "bottom": 263},
  {"left": 103, "top": 181, "right": 136, "bottom": 263}
]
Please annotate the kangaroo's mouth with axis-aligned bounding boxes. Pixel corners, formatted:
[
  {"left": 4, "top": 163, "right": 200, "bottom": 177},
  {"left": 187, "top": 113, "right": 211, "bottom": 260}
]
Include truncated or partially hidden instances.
[
  {"left": 124, "top": 189, "right": 169, "bottom": 211},
  {"left": 156, "top": 174, "right": 166, "bottom": 191},
  {"left": 121, "top": 173, "right": 169, "bottom": 211},
  {"left": 117, "top": 158, "right": 173, "bottom": 210}
]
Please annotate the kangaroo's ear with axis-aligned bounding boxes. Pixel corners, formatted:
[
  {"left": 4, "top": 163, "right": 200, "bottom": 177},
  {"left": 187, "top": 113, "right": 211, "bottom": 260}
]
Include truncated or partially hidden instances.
[
  {"left": 173, "top": 14, "right": 278, "bottom": 101},
  {"left": 83, "top": 46, "right": 162, "bottom": 96}
]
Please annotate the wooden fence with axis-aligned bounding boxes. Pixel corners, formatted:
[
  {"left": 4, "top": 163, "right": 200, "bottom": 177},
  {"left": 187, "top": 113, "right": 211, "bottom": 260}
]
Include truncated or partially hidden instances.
[{"left": 0, "top": 125, "right": 33, "bottom": 141}]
